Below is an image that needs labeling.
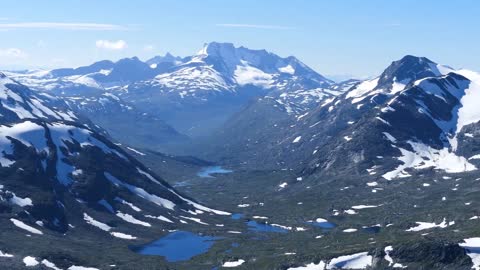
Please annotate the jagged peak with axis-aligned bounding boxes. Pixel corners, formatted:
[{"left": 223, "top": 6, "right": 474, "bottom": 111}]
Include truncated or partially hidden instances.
[{"left": 379, "top": 55, "right": 452, "bottom": 84}]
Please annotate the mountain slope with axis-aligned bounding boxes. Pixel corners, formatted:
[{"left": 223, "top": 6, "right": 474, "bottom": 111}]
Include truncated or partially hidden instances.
[
  {"left": 6, "top": 66, "right": 190, "bottom": 152},
  {"left": 200, "top": 56, "right": 480, "bottom": 179},
  {"left": 0, "top": 73, "right": 228, "bottom": 269},
  {"left": 290, "top": 56, "right": 480, "bottom": 180}
]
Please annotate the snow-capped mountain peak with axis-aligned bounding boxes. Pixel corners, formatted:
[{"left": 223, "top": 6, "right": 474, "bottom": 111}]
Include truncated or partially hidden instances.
[
  {"left": 346, "top": 55, "right": 454, "bottom": 104},
  {"left": 131, "top": 42, "right": 334, "bottom": 100},
  {"left": 0, "top": 73, "right": 79, "bottom": 123}
]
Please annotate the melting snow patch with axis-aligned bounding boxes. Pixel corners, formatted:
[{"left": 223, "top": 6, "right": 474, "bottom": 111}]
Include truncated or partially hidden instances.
[
  {"left": 459, "top": 237, "right": 480, "bottom": 270},
  {"left": 110, "top": 232, "right": 137, "bottom": 240},
  {"left": 376, "top": 117, "right": 391, "bottom": 126},
  {"left": 344, "top": 209, "right": 357, "bottom": 215},
  {"left": 42, "top": 259, "right": 62, "bottom": 270},
  {"left": 68, "top": 266, "right": 100, "bottom": 270},
  {"left": 288, "top": 261, "right": 326, "bottom": 270},
  {"left": 115, "top": 198, "right": 141, "bottom": 212},
  {"left": 383, "top": 132, "right": 397, "bottom": 143},
  {"left": 384, "top": 246, "right": 406, "bottom": 268},
  {"left": 23, "top": 256, "right": 39, "bottom": 267},
  {"left": 180, "top": 216, "right": 208, "bottom": 225},
  {"left": 145, "top": 215, "right": 174, "bottom": 223},
  {"left": 222, "top": 259, "right": 245, "bottom": 267},
  {"left": 105, "top": 172, "right": 176, "bottom": 210},
  {"left": 292, "top": 136, "right": 302, "bottom": 143},
  {"left": 346, "top": 78, "right": 379, "bottom": 104},
  {"left": 116, "top": 212, "right": 151, "bottom": 227},
  {"left": 328, "top": 252, "right": 372, "bottom": 269},
  {"left": 10, "top": 218, "right": 43, "bottom": 235},
  {"left": 469, "top": 154, "right": 480, "bottom": 160},
  {"left": 83, "top": 213, "right": 111, "bottom": 231},
  {"left": 383, "top": 141, "right": 476, "bottom": 180},
  {"left": 351, "top": 205, "right": 378, "bottom": 210},
  {"left": 8, "top": 192, "right": 33, "bottom": 207},
  {"left": 406, "top": 218, "right": 454, "bottom": 232},
  {"left": 126, "top": 146, "right": 146, "bottom": 156},
  {"left": 0, "top": 250, "right": 13, "bottom": 257},
  {"left": 278, "top": 65, "right": 295, "bottom": 74}
]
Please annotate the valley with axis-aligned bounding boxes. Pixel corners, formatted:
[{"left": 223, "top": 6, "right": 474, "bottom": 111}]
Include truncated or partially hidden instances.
[{"left": 1, "top": 42, "right": 480, "bottom": 269}]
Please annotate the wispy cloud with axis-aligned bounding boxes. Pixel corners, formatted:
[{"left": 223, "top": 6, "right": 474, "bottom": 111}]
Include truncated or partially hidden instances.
[
  {"left": 0, "top": 22, "right": 129, "bottom": 31},
  {"left": 96, "top": 40, "right": 128, "bottom": 50},
  {"left": 0, "top": 48, "right": 28, "bottom": 59},
  {"left": 143, "top": 44, "right": 155, "bottom": 52},
  {"left": 216, "top": 23, "right": 294, "bottom": 30}
]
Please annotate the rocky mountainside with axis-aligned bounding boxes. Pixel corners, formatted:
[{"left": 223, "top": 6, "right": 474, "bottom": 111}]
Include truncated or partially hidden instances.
[
  {"left": 0, "top": 73, "right": 229, "bottom": 269},
  {"left": 5, "top": 57, "right": 189, "bottom": 152},
  {"left": 201, "top": 56, "right": 480, "bottom": 179}
]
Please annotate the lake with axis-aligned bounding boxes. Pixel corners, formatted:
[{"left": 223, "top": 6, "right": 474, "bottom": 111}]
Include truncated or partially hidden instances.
[{"left": 132, "top": 231, "right": 220, "bottom": 262}]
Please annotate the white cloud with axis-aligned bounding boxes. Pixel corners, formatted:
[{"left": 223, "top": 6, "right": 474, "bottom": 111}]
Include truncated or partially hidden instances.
[
  {"left": 143, "top": 44, "right": 155, "bottom": 51},
  {"left": 96, "top": 40, "right": 128, "bottom": 50},
  {"left": 0, "top": 22, "right": 128, "bottom": 31},
  {"left": 216, "top": 23, "right": 294, "bottom": 30},
  {"left": 0, "top": 48, "right": 28, "bottom": 59}
]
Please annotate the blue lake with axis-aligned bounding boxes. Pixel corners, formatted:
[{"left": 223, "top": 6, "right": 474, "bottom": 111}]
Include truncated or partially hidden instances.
[
  {"left": 132, "top": 231, "right": 220, "bottom": 262},
  {"left": 247, "top": 221, "right": 289, "bottom": 233},
  {"left": 197, "top": 166, "right": 233, "bottom": 178}
]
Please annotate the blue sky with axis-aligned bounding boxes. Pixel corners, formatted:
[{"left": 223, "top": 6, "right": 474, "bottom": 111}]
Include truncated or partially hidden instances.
[{"left": 0, "top": 0, "right": 479, "bottom": 78}]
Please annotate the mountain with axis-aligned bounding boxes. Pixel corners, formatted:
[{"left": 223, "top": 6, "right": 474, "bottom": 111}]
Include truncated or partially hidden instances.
[
  {"left": 61, "top": 92, "right": 190, "bottom": 151},
  {"left": 146, "top": 53, "right": 184, "bottom": 67},
  {"left": 201, "top": 56, "right": 480, "bottom": 178},
  {"left": 300, "top": 57, "right": 480, "bottom": 179},
  {"left": 6, "top": 42, "right": 333, "bottom": 144},
  {"left": 0, "top": 73, "right": 228, "bottom": 269},
  {"left": 139, "top": 42, "right": 333, "bottom": 95},
  {"left": 5, "top": 59, "right": 190, "bottom": 152},
  {"left": 117, "top": 42, "right": 333, "bottom": 136}
]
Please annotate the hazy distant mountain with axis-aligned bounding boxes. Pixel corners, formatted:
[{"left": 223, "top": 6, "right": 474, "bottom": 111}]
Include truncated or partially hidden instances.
[{"left": 6, "top": 42, "right": 334, "bottom": 141}]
